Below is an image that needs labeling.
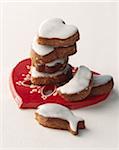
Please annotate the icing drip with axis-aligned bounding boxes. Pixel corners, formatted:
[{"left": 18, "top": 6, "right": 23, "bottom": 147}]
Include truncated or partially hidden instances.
[
  {"left": 32, "top": 36, "right": 54, "bottom": 56},
  {"left": 31, "top": 65, "right": 70, "bottom": 78},
  {"left": 38, "top": 18, "right": 78, "bottom": 39},
  {"left": 36, "top": 103, "right": 83, "bottom": 132},
  {"left": 57, "top": 66, "right": 92, "bottom": 94},
  {"left": 93, "top": 75, "right": 112, "bottom": 87}
]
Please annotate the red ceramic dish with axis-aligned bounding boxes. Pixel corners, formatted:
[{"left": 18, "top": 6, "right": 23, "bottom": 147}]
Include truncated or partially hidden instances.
[{"left": 9, "top": 58, "right": 110, "bottom": 109}]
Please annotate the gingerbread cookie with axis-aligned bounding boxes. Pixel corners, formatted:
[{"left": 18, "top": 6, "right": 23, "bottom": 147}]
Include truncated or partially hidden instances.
[
  {"left": 37, "top": 18, "right": 79, "bottom": 47},
  {"left": 89, "top": 75, "right": 114, "bottom": 96},
  {"left": 31, "top": 41, "right": 76, "bottom": 64},
  {"left": 35, "top": 103, "right": 85, "bottom": 135},
  {"left": 57, "top": 66, "right": 93, "bottom": 102},
  {"left": 31, "top": 64, "right": 73, "bottom": 85},
  {"left": 32, "top": 57, "right": 68, "bottom": 73}
]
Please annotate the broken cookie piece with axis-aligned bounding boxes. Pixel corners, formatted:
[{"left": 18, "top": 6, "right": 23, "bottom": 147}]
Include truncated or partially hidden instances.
[
  {"left": 89, "top": 74, "right": 114, "bottom": 96},
  {"left": 57, "top": 66, "right": 93, "bottom": 102}
]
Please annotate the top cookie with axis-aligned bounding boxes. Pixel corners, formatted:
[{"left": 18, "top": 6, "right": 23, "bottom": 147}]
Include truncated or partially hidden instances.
[{"left": 37, "top": 18, "right": 80, "bottom": 47}]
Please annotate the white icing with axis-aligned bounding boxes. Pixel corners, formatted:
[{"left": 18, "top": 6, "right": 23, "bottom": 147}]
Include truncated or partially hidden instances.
[
  {"left": 45, "top": 58, "right": 65, "bottom": 67},
  {"left": 57, "top": 66, "right": 92, "bottom": 94},
  {"left": 32, "top": 36, "right": 54, "bottom": 56},
  {"left": 38, "top": 18, "right": 78, "bottom": 39},
  {"left": 36, "top": 103, "right": 83, "bottom": 132},
  {"left": 93, "top": 75, "right": 112, "bottom": 87},
  {"left": 37, "top": 58, "right": 65, "bottom": 67},
  {"left": 31, "top": 65, "right": 70, "bottom": 78}
]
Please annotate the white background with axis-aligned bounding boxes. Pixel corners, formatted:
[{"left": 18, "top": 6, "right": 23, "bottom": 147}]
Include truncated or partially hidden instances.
[{"left": 1, "top": 2, "right": 119, "bottom": 149}]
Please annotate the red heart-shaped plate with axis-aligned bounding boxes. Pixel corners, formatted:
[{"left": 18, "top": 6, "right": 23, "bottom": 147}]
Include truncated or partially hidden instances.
[{"left": 9, "top": 58, "right": 110, "bottom": 109}]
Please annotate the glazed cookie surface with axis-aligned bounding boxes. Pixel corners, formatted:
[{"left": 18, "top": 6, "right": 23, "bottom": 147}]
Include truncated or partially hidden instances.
[
  {"left": 35, "top": 103, "right": 85, "bottom": 135},
  {"left": 37, "top": 18, "right": 79, "bottom": 47},
  {"left": 57, "top": 66, "right": 93, "bottom": 101}
]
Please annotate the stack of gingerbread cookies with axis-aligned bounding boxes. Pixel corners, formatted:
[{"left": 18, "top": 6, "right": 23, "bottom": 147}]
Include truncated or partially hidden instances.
[
  {"left": 23, "top": 18, "right": 114, "bottom": 135},
  {"left": 30, "top": 18, "right": 79, "bottom": 85}
]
